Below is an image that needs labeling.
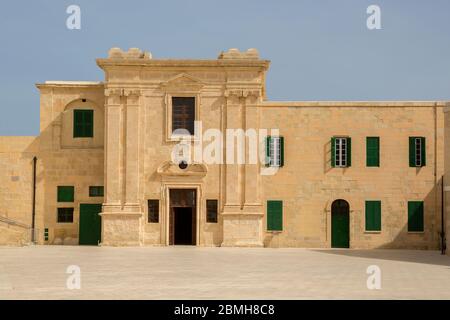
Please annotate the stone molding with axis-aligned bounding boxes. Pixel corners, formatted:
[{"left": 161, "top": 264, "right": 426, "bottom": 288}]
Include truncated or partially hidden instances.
[{"left": 157, "top": 161, "right": 208, "bottom": 178}]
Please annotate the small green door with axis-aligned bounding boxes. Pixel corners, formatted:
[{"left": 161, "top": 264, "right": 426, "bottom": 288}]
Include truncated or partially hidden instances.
[
  {"left": 331, "top": 200, "right": 350, "bottom": 248},
  {"left": 79, "top": 204, "right": 102, "bottom": 245}
]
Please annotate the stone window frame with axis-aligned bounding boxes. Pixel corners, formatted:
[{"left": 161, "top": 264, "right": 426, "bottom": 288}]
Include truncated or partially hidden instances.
[
  {"left": 165, "top": 93, "right": 201, "bottom": 142},
  {"left": 332, "top": 136, "right": 352, "bottom": 168}
]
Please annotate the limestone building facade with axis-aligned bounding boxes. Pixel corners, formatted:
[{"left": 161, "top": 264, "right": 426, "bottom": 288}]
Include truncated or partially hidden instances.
[{"left": 0, "top": 47, "right": 448, "bottom": 249}]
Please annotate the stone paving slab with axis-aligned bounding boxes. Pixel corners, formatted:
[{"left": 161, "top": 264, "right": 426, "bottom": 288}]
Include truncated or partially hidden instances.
[{"left": 1, "top": 246, "right": 450, "bottom": 299}]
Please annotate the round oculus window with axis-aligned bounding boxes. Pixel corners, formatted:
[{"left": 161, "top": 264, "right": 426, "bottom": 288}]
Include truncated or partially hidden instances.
[{"left": 178, "top": 161, "right": 188, "bottom": 170}]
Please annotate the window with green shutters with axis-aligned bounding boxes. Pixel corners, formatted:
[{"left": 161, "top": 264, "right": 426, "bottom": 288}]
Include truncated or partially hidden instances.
[
  {"left": 408, "top": 201, "right": 424, "bottom": 232},
  {"left": 265, "top": 136, "right": 284, "bottom": 167},
  {"left": 365, "top": 200, "right": 381, "bottom": 231},
  {"left": 331, "top": 137, "right": 351, "bottom": 167},
  {"left": 267, "top": 200, "right": 283, "bottom": 231},
  {"left": 366, "top": 137, "right": 380, "bottom": 167},
  {"left": 409, "top": 137, "right": 426, "bottom": 167},
  {"left": 73, "top": 109, "right": 94, "bottom": 138},
  {"left": 57, "top": 186, "right": 74, "bottom": 202}
]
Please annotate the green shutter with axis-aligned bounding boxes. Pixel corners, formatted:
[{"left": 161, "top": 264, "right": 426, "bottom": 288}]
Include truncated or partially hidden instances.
[
  {"left": 265, "top": 136, "right": 271, "bottom": 167},
  {"left": 74, "top": 109, "right": 94, "bottom": 138},
  {"left": 366, "top": 137, "right": 380, "bottom": 167},
  {"left": 365, "top": 201, "right": 381, "bottom": 231},
  {"left": 409, "top": 137, "right": 416, "bottom": 167},
  {"left": 84, "top": 110, "right": 94, "bottom": 137},
  {"left": 408, "top": 201, "right": 424, "bottom": 232},
  {"left": 346, "top": 137, "right": 351, "bottom": 167},
  {"left": 267, "top": 200, "right": 282, "bottom": 231},
  {"left": 331, "top": 137, "right": 336, "bottom": 167},
  {"left": 74, "top": 110, "right": 83, "bottom": 137},
  {"left": 280, "top": 136, "right": 284, "bottom": 167},
  {"left": 57, "top": 186, "right": 74, "bottom": 202},
  {"left": 420, "top": 137, "right": 426, "bottom": 166}
]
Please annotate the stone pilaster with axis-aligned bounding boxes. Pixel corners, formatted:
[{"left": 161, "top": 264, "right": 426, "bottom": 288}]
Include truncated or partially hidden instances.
[
  {"left": 100, "top": 88, "right": 143, "bottom": 246},
  {"left": 221, "top": 89, "right": 263, "bottom": 247}
]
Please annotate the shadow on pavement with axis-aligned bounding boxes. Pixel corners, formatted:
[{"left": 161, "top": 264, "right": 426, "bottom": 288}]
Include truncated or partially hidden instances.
[{"left": 311, "top": 249, "right": 450, "bottom": 267}]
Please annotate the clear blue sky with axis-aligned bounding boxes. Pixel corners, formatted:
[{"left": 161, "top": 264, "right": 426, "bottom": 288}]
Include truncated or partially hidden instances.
[{"left": 1, "top": 0, "right": 449, "bottom": 135}]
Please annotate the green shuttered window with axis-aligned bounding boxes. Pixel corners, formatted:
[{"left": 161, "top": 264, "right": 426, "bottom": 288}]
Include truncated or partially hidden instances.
[
  {"left": 331, "top": 137, "right": 351, "bottom": 167},
  {"left": 408, "top": 201, "right": 424, "bottom": 232},
  {"left": 267, "top": 200, "right": 283, "bottom": 231},
  {"left": 409, "top": 137, "right": 426, "bottom": 167},
  {"left": 73, "top": 109, "right": 94, "bottom": 138},
  {"left": 57, "top": 186, "right": 74, "bottom": 202},
  {"left": 365, "top": 201, "right": 381, "bottom": 231},
  {"left": 265, "top": 136, "right": 284, "bottom": 167},
  {"left": 366, "top": 137, "right": 380, "bottom": 167}
]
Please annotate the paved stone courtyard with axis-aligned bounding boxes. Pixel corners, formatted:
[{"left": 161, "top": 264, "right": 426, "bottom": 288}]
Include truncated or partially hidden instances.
[{"left": 1, "top": 246, "right": 450, "bottom": 299}]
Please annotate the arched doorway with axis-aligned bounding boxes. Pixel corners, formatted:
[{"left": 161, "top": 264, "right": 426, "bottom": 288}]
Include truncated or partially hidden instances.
[{"left": 331, "top": 199, "right": 350, "bottom": 248}]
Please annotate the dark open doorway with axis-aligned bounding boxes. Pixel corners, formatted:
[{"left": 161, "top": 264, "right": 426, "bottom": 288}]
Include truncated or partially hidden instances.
[
  {"left": 169, "top": 189, "right": 196, "bottom": 245},
  {"left": 173, "top": 207, "right": 194, "bottom": 245}
]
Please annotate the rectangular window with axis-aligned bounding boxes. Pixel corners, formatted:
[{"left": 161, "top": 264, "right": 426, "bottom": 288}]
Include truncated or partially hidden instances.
[
  {"left": 332, "top": 137, "right": 351, "bottom": 167},
  {"left": 57, "top": 186, "right": 74, "bottom": 202},
  {"left": 148, "top": 200, "right": 159, "bottom": 223},
  {"left": 365, "top": 200, "right": 381, "bottom": 231},
  {"left": 408, "top": 201, "right": 424, "bottom": 232},
  {"left": 266, "top": 136, "right": 284, "bottom": 167},
  {"left": 172, "top": 97, "right": 195, "bottom": 136},
  {"left": 409, "top": 137, "right": 426, "bottom": 167},
  {"left": 73, "top": 109, "right": 94, "bottom": 138},
  {"left": 267, "top": 200, "right": 283, "bottom": 231},
  {"left": 206, "top": 199, "right": 218, "bottom": 223},
  {"left": 57, "top": 208, "right": 74, "bottom": 223},
  {"left": 89, "top": 186, "right": 104, "bottom": 197},
  {"left": 366, "top": 137, "right": 380, "bottom": 167}
]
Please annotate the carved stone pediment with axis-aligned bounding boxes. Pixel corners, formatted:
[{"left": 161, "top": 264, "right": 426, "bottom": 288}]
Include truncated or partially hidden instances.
[
  {"left": 161, "top": 73, "right": 204, "bottom": 92},
  {"left": 157, "top": 161, "right": 208, "bottom": 178}
]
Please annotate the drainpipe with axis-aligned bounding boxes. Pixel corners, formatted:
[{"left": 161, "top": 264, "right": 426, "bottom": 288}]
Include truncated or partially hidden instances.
[
  {"left": 442, "top": 176, "right": 446, "bottom": 255},
  {"left": 31, "top": 156, "right": 37, "bottom": 244}
]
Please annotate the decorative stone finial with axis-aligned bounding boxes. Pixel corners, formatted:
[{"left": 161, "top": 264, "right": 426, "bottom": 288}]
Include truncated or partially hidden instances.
[
  {"left": 107, "top": 47, "right": 152, "bottom": 59},
  {"left": 218, "top": 48, "right": 260, "bottom": 60}
]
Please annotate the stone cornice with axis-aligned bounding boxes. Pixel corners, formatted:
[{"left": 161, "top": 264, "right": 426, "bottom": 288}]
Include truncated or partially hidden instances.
[
  {"left": 260, "top": 101, "right": 448, "bottom": 108},
  {"left": 36, "top": 82, "right": 104, "bottom": 90},
  {"left": 97, "top": 59, "right": 270, "bottom": 70}
]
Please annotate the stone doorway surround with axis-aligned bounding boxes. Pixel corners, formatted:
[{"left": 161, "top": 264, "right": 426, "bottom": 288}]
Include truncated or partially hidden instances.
[
  {"left": 157, "top": 160, "right": 207, "bottom": 246},
  {"left": 162, "top": 183, "right": 202, "bottom": 246}
]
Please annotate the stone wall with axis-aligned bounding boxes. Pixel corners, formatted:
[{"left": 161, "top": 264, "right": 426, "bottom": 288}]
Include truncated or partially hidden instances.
[
  {"left": 36, "top": 82, "right": 105, "bottom": 245},
  {"left": 260, "top": 102, "right": 444, "bottom": 249},
  {"left": 0, "top": 136, "right": 39, "bottom": 245}
]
